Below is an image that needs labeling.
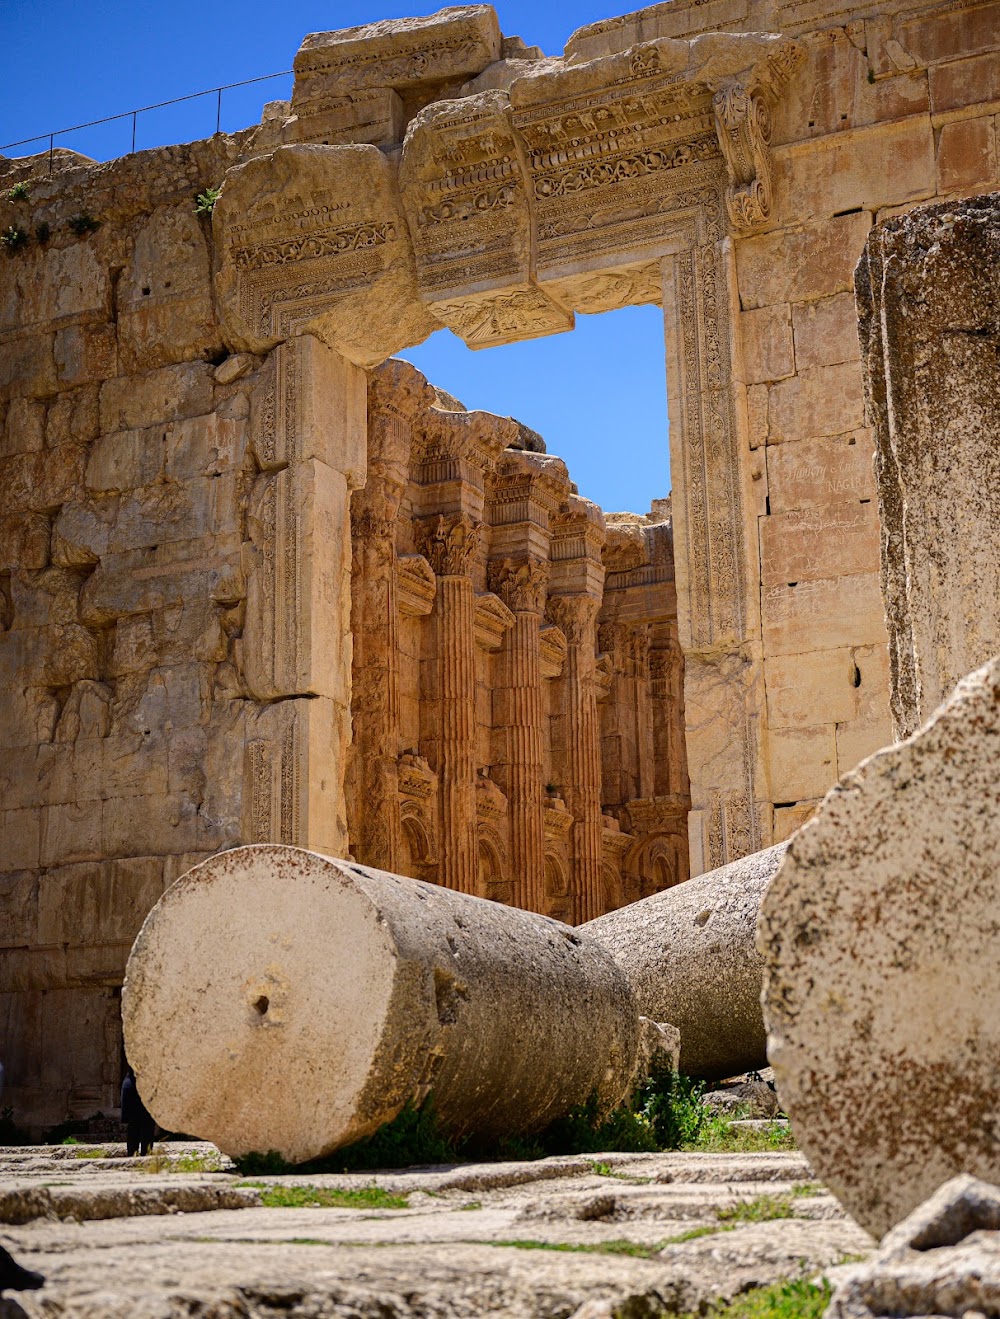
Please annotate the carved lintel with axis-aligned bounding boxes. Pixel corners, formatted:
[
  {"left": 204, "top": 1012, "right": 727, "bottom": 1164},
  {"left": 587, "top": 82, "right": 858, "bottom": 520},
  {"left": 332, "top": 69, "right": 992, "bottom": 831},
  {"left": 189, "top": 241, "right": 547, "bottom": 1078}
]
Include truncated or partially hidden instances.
[
  {"left": 474, "top": 591, "right": 515, "bottom": 652},
  {"left": 397, "top": 553, "right": 437, "bottom": 618}
]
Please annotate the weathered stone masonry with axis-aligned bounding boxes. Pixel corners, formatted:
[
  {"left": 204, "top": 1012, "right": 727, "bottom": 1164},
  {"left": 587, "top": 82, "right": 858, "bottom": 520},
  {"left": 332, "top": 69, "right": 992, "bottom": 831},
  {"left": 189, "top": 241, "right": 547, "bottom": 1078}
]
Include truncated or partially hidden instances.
[{"left": 2, "top": 0, "right": 999, "bottom": 1127}]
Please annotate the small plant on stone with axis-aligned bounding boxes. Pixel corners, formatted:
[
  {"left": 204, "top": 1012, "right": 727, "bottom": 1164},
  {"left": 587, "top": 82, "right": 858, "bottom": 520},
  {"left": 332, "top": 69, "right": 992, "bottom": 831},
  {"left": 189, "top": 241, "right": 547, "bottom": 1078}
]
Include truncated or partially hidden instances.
[
  {"left": 716, "top": 1192, "right": 796, "bottom": 1225},
  {"left": 685, "top": 1276, "right": 834, "bottom": 1319},
  {"left": 1, "top": 225, "right": 29, "bottom": 253},
  {"left": 68, "top": 212, "right": 99, "bottom": 236},
  {"left": 34, "top": 221, "right": 51, "bottom": 244},
  {"left": 8, "top": 182, "right": 30, "bottom": 202},
  {"left": 194, "top": 186, "right": 221, "bottom": 216}
]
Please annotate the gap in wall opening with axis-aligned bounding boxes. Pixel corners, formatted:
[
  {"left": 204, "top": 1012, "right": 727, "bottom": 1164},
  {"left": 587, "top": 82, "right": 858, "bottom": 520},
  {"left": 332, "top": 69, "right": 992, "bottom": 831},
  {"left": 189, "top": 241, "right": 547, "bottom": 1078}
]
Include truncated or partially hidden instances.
[{"left": 397, "top": 303, "right": 669, "bottom": 518}]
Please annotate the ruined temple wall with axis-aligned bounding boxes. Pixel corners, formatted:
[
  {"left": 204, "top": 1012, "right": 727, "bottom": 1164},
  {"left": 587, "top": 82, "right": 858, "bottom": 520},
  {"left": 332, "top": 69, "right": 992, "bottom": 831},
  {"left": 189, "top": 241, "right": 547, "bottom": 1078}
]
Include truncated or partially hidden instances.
[
  {"left": 737, "top": 1, "right": 999, "bottom": 842},
  {"left": 0, "top": 141, "right": 363, "bottom": 1127}
]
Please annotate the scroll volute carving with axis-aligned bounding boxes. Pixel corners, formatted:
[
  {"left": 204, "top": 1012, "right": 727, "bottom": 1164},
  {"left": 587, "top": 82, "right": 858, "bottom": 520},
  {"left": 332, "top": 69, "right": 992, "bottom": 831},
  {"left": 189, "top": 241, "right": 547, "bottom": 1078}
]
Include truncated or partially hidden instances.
[{"left": 713, "top": 85, "right": 774, "bottom": 231}]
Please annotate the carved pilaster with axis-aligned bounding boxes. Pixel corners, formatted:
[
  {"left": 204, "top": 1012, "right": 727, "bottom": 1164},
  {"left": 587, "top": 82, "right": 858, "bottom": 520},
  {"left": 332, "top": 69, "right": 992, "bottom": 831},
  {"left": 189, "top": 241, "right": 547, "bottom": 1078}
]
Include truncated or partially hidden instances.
[
  {"left": 714, "top": 86, "right": 774, "bottom": 232},
  {"left": 415, "top": 512, "right": 483, "bottom": 577}
]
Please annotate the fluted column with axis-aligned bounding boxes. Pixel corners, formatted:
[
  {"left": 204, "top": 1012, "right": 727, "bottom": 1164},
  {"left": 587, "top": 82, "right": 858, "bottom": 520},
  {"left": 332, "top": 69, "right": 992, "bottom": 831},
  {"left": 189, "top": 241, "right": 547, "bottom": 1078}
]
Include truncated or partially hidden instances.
[
  {"left": 548, "top": 595, "right": 603, "bottom": 923},
  {"left": 419, "top": 514, "right": 482, "bottom": 894},
  {"left": 350, "top": 504, "right": 403, "bottom": 871},
  {"left": 491, "top": 558, "right": 549, "bottom": 913}
]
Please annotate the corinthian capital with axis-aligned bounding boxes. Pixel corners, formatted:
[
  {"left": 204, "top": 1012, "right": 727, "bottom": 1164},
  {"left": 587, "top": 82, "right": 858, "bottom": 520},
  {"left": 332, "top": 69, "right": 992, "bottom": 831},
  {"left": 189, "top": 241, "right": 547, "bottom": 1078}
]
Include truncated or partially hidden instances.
[
  {"left": 488, "top": 556, "right": 549, "bottom": 613},
  {"left": 545, "top": 594, "right": 601, "bottom": 645},
  {"left": 416, "top": 512, "right": 483, "bottom": 577}
]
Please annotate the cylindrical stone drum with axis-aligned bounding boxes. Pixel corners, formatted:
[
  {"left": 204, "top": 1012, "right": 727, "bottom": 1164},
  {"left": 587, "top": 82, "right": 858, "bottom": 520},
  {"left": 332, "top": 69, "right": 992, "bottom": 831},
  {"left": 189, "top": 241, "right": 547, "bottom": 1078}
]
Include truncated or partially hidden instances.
[
  {"left": 583, "top": 843, "right": 789, "bottom": 1081},
  {"left": 123, "top": 845, "right": 640, "bottom": 1164}
]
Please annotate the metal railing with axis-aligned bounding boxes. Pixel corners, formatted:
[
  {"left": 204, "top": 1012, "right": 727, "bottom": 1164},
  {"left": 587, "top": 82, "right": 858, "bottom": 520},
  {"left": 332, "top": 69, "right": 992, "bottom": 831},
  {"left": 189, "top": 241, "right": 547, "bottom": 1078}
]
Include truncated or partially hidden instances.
[{"left": 1, "top": 70, "right": 293, "bottom": 170}]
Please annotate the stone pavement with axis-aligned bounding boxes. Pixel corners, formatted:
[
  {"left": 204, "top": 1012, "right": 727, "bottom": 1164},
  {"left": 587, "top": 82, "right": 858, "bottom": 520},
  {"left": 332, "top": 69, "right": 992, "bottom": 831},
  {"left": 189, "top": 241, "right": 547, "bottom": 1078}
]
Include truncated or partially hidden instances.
[{"left": 0, "top": 1143, "right": 872, "bottom": 1317}]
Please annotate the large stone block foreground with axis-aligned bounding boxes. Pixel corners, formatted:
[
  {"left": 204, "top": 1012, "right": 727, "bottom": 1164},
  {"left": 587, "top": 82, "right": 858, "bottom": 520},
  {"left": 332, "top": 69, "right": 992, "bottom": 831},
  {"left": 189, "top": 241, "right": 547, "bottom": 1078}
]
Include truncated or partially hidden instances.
[{"left": 760, "top": 656, "right": 1000, "bottom": 1239}]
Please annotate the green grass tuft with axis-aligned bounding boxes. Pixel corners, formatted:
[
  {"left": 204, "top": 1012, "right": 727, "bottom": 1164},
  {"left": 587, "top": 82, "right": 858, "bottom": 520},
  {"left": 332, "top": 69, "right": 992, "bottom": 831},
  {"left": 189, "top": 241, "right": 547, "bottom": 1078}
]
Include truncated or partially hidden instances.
[
  {"left": 492, "top": 1238, "right": 661, "bottom": 1258},
  {"left": 245, "top": 1183, "right": 408, "bottom": 1210},
  {"left": 691, "top": 1277, "right": 834, "bottom": 1319},
  {"left": 716, "top": 1193, "right": 796, "bottom": 1224},
  {"left": 661, "top": 1224, "right": 734, "bottom": 1245}
]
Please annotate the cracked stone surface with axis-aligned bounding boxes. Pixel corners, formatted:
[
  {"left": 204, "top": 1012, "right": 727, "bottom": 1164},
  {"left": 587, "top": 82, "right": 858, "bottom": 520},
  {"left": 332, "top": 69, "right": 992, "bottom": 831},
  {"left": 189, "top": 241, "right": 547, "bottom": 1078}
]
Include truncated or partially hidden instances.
[{"left": 0, "top": 1144, "right": 871, "bottom": 1317}]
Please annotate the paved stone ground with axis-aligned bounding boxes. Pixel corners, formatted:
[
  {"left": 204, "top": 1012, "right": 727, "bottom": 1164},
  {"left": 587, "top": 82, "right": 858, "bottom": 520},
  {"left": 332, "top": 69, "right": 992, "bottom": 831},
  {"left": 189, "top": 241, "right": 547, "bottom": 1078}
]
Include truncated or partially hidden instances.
[{"left": 0, "top": 1143, "right": 873, "bottom": 1317}]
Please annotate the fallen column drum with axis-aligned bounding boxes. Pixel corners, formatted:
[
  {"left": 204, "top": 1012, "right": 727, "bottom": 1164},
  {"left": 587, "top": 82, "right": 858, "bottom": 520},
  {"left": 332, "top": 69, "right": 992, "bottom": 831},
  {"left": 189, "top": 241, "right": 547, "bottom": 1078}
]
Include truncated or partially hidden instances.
[
  {"left": 583, "top": 843, "right": 789, "bottom": 1081},
  {"left": 123, "top": 845, "right": 641, "bottom": 1164}
]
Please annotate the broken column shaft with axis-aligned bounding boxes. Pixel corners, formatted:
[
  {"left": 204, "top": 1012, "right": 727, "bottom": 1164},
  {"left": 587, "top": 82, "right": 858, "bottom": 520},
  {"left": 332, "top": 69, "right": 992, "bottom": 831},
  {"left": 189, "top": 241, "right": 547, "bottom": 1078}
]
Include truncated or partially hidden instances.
[
  {"left": 583, "top": 843, "right": 789, "bottom": 1081},
  {"left": 122, "top": 845, "right": 640, "bottom": 1165}
]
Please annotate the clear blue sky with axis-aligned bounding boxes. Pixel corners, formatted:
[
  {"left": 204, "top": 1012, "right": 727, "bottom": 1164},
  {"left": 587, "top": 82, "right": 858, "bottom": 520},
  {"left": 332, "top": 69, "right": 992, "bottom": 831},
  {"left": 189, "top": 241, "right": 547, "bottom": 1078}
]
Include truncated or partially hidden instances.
[{"left": 0, "top": 1, "right": 671, "bottom": 514}]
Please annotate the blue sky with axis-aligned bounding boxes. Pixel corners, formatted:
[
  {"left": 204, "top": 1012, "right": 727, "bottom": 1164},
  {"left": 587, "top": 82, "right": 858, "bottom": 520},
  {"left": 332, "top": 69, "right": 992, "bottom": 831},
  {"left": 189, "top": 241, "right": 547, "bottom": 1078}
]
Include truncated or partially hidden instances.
[{"left": 1, "top": 1, "right": 671, "bottom": 514}]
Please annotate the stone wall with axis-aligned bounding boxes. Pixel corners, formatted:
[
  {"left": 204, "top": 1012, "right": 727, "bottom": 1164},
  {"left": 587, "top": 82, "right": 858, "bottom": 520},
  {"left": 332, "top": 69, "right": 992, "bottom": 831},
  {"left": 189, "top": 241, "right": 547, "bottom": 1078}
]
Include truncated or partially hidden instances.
[
  {"left": 0, "top": 142, "right": 364, "bottom": 1129},
  {"left": 348, "top": 362, "right": 688, "bottom": 923}
]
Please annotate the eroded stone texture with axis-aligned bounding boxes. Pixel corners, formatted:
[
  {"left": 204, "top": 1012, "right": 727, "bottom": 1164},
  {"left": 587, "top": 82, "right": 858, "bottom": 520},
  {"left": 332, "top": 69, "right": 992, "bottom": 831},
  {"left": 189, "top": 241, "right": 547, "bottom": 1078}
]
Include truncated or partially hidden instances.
[
  {"left": 213, "top": 144, "right": 438, "bottom": 366},
  {"left": 827, "top": 1176, "right": 1000, "bottom": 1319},
  {"left": 856, "top": 192, "right": 1000, "bottom": 738},
  {"left": 760, "top": 657, "right": 1000, "bottom": 1239},
  {"left": 584, "top": 842, "right": 788, "bottom": 1079},
  {"left": 123, "top": 845, "right": 640, "bottom": 1162},
  {"left": 348, "top": 362, "right": 689, "bottom": 923}
]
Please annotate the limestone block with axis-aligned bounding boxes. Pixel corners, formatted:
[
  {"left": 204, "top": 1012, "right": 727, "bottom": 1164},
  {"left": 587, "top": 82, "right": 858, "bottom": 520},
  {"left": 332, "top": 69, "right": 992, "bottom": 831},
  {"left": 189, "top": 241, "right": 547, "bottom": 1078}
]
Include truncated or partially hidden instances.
[
  {"left": 45, "top": 385, "right": 99, "bottom": 445},
  {"left": 760, "top": 502, "right": 879, "bottom": 585},
  {"left": 856, "top": 192, "right": 1000, "bottom": 735},
  {"left": 735, "top": 211, "right": 871, "bottom": 310},
  {"left": 766, "top": 432, "right": 874, "bottom": 512},
  {"left": 0, "top": 511, "right": 52, "bottom": 571},
  {"left": 283, "top": 88, "right": 406, "bottom": 149},
  {"left": 117, "top": 204, "right": 222, "bottom": 372},
  {"left": 0, "top": 333, "right": 57, "bottom": 403},
  {"left": 835, "top": 717, "right": 890, "bottom": 775},
  {"left": 0, "top": 871, "right": 38, "bottom": 946},
  {"left": 102, "top": 792, "right": 225, "bottom": 860},
  {"left": 760, "top": 656, "right": 1000, "bottom": 1238},
  {"left": 770, "top": 117, "right": 935, "bottom": 224},
  {"left": 213, "top": 144, "right": 436, "bottom": 367},
  {"left": 8, "top": 441, "right": 87, "bottom": 514},
  {"left": 825, "top": 1175, "right": 1000, "bottom": 1319},
  {"left": 765, "top": 724, "right": 837, "bottom": 802},
  {"left": 791, "top": 292, "right": 860, "bottom": 371},
  {"left": 99, "top": 364, "right": 215, "bottom": 433},
  {"left": 0, "top": 243, "right": 110, "bottom": 334},
  {"left": 80, "top": 553, "right": 221, "bottom": 627},
  {"left": 766, "top": 363, "right": 866, "bottom": 444},
  {"left": 0, "top": 808, "right": 41, "bottom": 873},
  {"left": 0, "top": 687, "right": 60, "bottom": 751},
  {"left": 936, "top": 117, "right": 997, "bottom": 196},
  {"left": 565, "top": 0, "right": 751, "bottom": 62},
  {"left": 248, "top": 336, "right": 366, "bottom": 482},
  {"left": 54, "top": 322, "right": 118, "bottom": 388},
  {"left": 762, "top": 572, "right": 888, "bottom": 656},
  {"left": 772, "top": 801, "right": 814, "bottom": 844},
  {"left": 123, "top": 845, "right": 639, "bottom": 1162},
  {"left": 0, "top": 397, "right": 45, "bottom": 458},
  {"left": 39, "top": 802, "right": 103, "bottom": 869},
  {"left": 764, "top": 648, "right": 860, "bottom": 729},
  {"left": 37, "top": 857, "right": 163, "bottom": 948},
  {"left": 293, "top": 7, "right": 501, "bottom": 104},
  {"left": 929, "top": 51, "right": 1000, "bottom": 114},
  {"left": 243, "top": 461, "right": 352, "bottom": 701},
  {"left": 584, "top": 843, "right": 788, "bottom": 1081},
  {"left": 914, "top": 0, "right": 1000, "bottom": 77},
  {"left": 740, "top": 304, "right": 794, "bottom": 384}
]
